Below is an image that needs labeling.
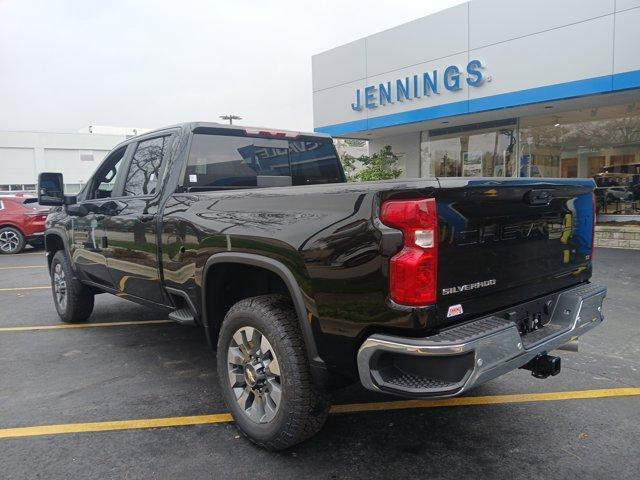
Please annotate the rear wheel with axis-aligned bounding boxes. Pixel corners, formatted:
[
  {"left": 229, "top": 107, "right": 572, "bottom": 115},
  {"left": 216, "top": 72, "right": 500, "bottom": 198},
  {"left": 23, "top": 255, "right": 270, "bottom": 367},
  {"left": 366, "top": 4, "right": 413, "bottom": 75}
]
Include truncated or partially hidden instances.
[
  {"left": 217, "top": 295, "right": 330, "bottom": 450},
  {"left": 50, "top": 250, "right": 95, "bottom": 323},
  {"left": 0, "top": 227, "right": 26, "bottom": 254}
]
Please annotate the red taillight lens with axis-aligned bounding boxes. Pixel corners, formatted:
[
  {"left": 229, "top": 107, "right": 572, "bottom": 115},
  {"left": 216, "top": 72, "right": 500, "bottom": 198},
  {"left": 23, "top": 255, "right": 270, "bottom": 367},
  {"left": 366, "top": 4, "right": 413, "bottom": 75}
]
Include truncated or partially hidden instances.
[
  {"left": 380, "top": 198, "right": 438, "bottom": 306},
  {"left": 24, "top": 211, "right": 46, "bottom": 220}
]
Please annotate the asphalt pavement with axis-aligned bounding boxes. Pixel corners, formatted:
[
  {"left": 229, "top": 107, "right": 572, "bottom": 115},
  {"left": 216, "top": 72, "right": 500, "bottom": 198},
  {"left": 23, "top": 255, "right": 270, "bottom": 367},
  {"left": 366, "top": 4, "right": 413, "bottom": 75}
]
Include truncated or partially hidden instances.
[{"left": 0, "top": 247, "right": 638, "bottom": 479}]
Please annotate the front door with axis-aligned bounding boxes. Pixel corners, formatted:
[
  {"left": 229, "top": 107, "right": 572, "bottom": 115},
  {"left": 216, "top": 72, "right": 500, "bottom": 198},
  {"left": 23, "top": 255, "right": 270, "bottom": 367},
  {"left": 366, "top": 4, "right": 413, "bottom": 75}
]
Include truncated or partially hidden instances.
[
  {"left": 70, "top": 145, "right": 130, "bottom": 288},
  {"left": 103, "top": 133, "right": 175, "bottom": 305}
]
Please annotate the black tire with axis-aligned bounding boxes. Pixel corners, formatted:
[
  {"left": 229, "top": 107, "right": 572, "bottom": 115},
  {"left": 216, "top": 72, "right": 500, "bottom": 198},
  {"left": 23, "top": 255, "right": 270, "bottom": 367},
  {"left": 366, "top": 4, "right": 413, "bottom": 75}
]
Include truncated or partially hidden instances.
[
  {"left": 0, "top": 227, "right": 26, "bottom": 254},
  {"left": 217, "top": 295, "right": 330, "bottom": 450},
  {"left": 50, "top": 250, "right": 95, "bottom": 323}
]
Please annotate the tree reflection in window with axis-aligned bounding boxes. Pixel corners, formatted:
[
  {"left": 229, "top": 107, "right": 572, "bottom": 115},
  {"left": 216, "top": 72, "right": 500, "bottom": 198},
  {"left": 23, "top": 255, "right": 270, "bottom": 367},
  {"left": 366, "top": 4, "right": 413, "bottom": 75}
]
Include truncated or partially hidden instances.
[{"left": 124, "top": 136, "right": 167, "bottom": 196}]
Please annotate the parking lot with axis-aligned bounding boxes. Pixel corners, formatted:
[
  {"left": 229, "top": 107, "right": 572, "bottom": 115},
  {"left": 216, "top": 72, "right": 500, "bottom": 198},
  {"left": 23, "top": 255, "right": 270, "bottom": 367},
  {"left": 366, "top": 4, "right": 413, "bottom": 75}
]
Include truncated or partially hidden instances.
[{"left": 0, "top": 247, "right": 638, "bottom": 479}]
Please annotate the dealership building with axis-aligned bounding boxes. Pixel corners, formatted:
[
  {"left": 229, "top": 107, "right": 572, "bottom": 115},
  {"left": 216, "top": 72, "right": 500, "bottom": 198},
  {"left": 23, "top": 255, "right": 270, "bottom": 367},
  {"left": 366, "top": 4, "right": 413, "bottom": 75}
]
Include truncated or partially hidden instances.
[
  {"left": 312, "top": 0, "right": 640, "bottom": 188},
  {"left": 0, "top": 126, "right": 149, "bottom": 194}
]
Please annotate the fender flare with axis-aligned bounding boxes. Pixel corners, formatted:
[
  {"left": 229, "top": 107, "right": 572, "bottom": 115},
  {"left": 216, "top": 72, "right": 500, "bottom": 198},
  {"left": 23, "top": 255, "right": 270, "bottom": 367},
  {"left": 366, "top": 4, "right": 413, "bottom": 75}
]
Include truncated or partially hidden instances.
[
  {"left": 43, "top": 229, "right": 73, "bottom": 271},
  {"left": 201, "top": 252, "right": 323, "bottom": 367}
]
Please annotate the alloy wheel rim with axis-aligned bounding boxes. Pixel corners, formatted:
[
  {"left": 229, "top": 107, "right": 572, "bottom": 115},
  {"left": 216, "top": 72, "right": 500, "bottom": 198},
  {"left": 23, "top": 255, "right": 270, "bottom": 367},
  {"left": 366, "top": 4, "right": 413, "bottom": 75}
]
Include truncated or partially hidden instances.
[
  {"left": 0, "top": 231, "right": 20, "bottom": 253},
  {"left": 53, "top": 263, "right": 67, "bottom": 311},
  {"left": 227, "top": 326, "right": 282, "bottom": 424}
]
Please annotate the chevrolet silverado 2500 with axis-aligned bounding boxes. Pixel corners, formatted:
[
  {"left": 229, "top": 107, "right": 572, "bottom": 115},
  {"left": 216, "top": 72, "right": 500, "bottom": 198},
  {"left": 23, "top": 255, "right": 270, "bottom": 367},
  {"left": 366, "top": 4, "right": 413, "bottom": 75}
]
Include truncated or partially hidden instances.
[{"left": 37, "top": 122, "right": 606, "bottom": 449}]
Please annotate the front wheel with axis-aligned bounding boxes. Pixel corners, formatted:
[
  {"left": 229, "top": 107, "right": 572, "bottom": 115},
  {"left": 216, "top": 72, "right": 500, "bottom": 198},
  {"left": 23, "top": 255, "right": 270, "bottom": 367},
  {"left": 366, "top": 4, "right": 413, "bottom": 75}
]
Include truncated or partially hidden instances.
[
  {"left": 50, "top": 250, "right": 95, "bottom": 323},
  {"left": 217, "top": 295, "right": 330, "bottom": 450},
  {"left": 0, "top": 227, "right": 26, "bottom": 254}
]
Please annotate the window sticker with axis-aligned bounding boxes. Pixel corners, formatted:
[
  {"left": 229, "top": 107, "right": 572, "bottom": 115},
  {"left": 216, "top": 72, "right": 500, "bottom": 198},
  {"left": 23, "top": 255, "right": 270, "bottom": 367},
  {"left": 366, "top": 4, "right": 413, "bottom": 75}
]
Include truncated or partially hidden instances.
[{"left": 189, "top": 174, "right": 197, "bottom": 183}]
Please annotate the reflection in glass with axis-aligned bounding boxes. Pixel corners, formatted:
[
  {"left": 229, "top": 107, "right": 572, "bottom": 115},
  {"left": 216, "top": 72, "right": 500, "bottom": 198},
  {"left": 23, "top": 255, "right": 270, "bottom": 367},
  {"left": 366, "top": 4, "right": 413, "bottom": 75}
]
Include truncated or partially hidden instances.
[{"left": 422, "top": 124, "right": 516, "bottom": 178}]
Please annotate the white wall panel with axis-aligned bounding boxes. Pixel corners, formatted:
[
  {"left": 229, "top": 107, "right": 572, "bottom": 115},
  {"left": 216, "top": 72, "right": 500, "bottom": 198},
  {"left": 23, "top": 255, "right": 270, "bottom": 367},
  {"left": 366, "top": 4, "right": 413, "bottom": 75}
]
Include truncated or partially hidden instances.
[
  {"left": 469, "top": 0, "right": 614, "bottom": 49},
  {"left": 93, "top": 150, "right": 111, "bottom": 163},
  {"left": 370, "top": 132, "right": 421, "bottom": 178},
  {"left": 616, "top": 0, "right": 640, "bottom": 11},
  {"left": 313, "top": 79, "right": 367, "bottom": 128},
  {"left": 0, "top": 148, "right": 35, "bottom": 183},
  {"left": 365, "top": 4, "right": 468, "bottom": 77},
  {"left": 312, "top": 39, "right": 366, "bottom": 92},
  {"left": 469, "top": 15, "right": 614, "bottom": 100},
  {"left": 44, "top": 148, "right": 98, "bottom": 183},
  {"left": 613, "top": 7, "right": 640, "bottom": 74}
]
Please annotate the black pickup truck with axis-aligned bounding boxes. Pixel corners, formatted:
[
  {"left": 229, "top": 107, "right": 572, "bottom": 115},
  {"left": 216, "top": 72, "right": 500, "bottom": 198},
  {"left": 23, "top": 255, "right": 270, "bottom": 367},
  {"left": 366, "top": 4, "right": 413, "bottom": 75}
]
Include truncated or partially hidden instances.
[{"left": 38, "top": 122, "right": 606, "bottom": 450}]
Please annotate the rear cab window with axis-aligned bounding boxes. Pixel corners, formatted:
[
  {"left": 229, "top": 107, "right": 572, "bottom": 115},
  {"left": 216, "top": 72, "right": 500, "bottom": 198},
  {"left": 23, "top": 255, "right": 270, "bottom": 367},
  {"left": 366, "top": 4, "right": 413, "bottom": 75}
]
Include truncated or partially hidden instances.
[{"left": 183, "top": 131, "right": 344, "bottom": 190}]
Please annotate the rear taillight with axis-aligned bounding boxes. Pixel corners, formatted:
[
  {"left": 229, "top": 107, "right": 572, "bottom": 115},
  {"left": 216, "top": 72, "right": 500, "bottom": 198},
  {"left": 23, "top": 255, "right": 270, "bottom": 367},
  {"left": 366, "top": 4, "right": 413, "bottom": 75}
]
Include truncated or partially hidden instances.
[
  {"left": 380, "top": 198, "right": 438, "bottom": 306},
  {"left": 24, "top": 211, "right": 46, "bottom": 219}
]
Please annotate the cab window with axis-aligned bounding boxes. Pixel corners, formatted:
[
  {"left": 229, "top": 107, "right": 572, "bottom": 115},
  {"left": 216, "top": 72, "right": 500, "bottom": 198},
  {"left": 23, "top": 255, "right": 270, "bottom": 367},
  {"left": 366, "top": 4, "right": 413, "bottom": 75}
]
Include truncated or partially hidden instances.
[
  {"left": 123, "top": 136, "right": 169, "bottom": 197},
  {"left": 92, "top": 146, "right": 128, "bottom": 199}
]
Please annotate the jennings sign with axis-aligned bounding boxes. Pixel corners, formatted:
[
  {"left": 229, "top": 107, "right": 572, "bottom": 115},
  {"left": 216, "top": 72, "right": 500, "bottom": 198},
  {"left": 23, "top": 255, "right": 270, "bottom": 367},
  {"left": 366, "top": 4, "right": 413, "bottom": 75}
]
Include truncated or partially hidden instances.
[{"left": 351, "top": 59, "right": 485, "bottom": 111}]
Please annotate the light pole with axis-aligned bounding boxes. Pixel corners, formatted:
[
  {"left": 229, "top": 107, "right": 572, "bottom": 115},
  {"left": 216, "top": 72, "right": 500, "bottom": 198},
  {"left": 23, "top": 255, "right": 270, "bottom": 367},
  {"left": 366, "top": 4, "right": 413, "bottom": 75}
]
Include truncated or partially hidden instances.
[{"left": 219, "top": 114, "right": 242, "bottom": 125}]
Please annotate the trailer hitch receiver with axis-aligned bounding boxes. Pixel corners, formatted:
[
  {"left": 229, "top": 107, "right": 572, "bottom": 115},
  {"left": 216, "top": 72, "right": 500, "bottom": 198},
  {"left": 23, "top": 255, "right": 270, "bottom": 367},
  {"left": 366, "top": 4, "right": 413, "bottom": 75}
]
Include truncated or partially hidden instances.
[{"left": 520, "top": 354, "right": 561, "bottom": 379}]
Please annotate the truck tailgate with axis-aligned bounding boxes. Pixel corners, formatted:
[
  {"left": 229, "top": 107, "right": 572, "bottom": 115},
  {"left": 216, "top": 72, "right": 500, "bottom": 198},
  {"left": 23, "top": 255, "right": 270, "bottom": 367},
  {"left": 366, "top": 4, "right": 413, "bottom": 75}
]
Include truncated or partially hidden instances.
[{"left": 435, "top": 178, "right": 595, "bottom": 327}]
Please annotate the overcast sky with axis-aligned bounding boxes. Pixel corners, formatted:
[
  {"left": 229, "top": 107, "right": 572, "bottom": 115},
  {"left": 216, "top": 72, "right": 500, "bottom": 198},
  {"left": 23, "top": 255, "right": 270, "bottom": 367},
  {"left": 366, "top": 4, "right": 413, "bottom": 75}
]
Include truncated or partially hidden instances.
[{"left": 0, "top": 0, "right": 465, "bottom": 133}]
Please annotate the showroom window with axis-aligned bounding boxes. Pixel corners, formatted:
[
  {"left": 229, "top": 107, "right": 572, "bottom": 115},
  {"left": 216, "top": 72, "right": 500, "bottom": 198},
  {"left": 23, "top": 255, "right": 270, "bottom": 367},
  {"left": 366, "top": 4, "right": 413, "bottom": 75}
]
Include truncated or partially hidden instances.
[
  {"left": 420, "top": 120, "right": 517, "bottom": 178},
  {"left": 519, "top": 101, "right": 640, "bottom": 215}
]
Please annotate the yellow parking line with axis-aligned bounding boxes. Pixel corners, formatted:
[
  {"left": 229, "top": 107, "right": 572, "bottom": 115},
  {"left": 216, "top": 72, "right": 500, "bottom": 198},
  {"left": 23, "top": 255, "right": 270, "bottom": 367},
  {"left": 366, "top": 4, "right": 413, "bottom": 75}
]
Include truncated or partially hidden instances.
[
  {"left": 0, "top": 319, "right": 175, "bottom": 332},
  {"left": 0, "top": 413, "right": 234, "bottom": 439},
  {"left": 0, "top": 266, "right": 45, "bottom": 270},
  {"left": 0, "top": 286, "right": 50, "bottom": 292},
  {"left": 0, "top": 387, "right": 637, "bottom": 439},
  {"left": 329, "top": 387, "right": 640, "bottom": 414}
]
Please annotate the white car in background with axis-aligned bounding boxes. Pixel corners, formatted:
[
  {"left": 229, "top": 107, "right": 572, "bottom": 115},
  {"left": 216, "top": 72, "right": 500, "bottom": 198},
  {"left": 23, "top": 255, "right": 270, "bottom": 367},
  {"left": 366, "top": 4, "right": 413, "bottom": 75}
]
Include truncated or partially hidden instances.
[{"left": 604, "top": 186, "right": 633, "bottom": 203}]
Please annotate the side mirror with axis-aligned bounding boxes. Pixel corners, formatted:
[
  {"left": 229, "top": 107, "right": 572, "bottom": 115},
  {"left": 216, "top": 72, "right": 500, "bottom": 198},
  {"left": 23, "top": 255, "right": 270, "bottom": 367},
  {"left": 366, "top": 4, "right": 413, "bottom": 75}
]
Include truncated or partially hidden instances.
[{"left": 38, "top": 172, "right": 65, "bottom": 206}]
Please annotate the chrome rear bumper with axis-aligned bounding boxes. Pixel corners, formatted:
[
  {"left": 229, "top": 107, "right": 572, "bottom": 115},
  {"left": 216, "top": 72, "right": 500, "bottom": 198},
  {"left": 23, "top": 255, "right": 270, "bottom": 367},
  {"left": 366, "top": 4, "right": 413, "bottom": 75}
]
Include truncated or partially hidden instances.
[{"left": 357, "top": 283, "right": 606, "bottom": 398}]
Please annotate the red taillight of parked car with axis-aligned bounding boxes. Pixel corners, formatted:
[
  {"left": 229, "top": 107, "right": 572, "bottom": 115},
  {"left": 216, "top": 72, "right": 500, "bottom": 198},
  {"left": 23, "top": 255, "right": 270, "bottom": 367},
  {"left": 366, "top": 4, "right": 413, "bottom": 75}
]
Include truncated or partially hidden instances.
[
  {"left": 380, "top": 198, "right": 438, "bottom": 306},
  {"left": 23, "top": 211, "right": 47, "bottom": 221}
]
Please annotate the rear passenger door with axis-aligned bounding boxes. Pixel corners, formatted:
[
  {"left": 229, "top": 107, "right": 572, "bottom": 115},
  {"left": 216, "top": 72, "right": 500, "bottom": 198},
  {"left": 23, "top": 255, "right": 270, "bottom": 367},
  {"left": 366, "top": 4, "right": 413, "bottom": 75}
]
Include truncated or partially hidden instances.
[{"left": 102, "top": 132, "right": 176, "bottom": 305}]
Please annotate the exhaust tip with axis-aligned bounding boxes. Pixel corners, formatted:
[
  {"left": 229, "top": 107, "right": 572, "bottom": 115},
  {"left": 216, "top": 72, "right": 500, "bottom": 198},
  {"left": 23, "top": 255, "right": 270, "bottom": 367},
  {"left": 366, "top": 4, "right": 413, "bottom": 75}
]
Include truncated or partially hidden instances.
[{"left": 557, "top": 338, "right": 579, "bottom": 352}]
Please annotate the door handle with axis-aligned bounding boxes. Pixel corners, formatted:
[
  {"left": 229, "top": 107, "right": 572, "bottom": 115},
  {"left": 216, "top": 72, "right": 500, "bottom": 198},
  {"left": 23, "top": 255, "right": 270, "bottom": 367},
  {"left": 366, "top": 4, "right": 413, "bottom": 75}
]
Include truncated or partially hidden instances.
[{"left": 138, "top": 214, "right": 156, "bottom": 223}]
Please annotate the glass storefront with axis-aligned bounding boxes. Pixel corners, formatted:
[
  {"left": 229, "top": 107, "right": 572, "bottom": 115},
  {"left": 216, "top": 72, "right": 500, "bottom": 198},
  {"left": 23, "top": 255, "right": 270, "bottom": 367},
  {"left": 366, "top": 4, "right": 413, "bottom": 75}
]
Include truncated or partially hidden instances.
[
  {"left": 519, "top": 102, "right": 640, "bottom": 215},
  {"left": 420, "top": 100, "right": 640, "bottom": 215},
  {"left": 421, "top": 120, "right": 517, "bottom": 178}
]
